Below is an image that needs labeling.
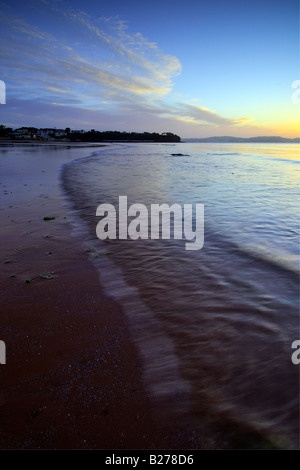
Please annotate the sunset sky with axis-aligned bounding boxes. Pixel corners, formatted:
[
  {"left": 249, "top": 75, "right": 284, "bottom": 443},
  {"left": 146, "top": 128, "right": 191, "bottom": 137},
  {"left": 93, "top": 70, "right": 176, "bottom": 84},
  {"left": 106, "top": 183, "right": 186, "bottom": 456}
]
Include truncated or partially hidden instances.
[{"left": 0, "top": 0, "right": 299, "bottom": 138}]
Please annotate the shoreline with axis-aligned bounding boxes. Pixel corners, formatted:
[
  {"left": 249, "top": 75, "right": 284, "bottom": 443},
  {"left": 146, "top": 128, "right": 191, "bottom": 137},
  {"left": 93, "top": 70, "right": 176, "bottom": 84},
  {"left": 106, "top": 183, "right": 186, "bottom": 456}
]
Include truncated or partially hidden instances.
[{"left": 0, "top": 143, "right": 196, "bottom": 449}]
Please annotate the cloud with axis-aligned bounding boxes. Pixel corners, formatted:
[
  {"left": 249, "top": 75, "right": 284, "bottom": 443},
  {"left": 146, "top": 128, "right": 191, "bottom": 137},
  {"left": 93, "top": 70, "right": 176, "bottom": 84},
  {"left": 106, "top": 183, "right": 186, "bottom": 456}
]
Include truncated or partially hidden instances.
[
  {"left": 0, "top": 1, "right": 181, "bottom": 108},
  {"left": 172, "top": 103, "right": 254, "bottom": 127},
  {"left": 142, "top": 102, "right": 254, "bottom": 128},
  {"left": 0, "top": 1, "right": 260, "bottom": 135}
]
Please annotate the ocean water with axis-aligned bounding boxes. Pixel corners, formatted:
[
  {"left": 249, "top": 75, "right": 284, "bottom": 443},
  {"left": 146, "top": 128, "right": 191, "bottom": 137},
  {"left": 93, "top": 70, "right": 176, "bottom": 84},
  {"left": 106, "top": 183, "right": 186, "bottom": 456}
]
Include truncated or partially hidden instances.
[{"left": 61, "top": 142, "right": 299, "bottom": 449}]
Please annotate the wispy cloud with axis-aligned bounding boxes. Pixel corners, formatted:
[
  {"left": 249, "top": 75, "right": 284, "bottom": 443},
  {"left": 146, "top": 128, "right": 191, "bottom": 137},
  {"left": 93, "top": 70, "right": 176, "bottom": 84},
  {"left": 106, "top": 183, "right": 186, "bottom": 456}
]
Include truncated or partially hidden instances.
[
  {"left": 0, "top": 0, "right": 260, "bottom": 134},
  {"left": 169, "top": 103, "right": 254, "bottom": 127},
  {"left": 0, "top": 1, "right": 181, "bottom": 105},
  {"left": 134, "top": 101, "right": 255, "bottom": 128}
]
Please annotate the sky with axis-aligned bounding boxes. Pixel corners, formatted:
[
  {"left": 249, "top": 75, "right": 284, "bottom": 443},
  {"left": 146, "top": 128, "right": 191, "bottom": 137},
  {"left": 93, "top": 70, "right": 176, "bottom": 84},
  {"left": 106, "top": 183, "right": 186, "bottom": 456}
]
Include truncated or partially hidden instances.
[{"left": 0, "top": 0, "right": 299, "bottom": 138}]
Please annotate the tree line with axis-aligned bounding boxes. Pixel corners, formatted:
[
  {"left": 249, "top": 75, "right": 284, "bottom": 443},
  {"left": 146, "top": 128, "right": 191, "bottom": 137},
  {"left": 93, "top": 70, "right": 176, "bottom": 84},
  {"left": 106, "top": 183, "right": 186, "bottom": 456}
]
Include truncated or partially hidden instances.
[{"left": 68, "top": 130, "right": 181, "bottom": 142}]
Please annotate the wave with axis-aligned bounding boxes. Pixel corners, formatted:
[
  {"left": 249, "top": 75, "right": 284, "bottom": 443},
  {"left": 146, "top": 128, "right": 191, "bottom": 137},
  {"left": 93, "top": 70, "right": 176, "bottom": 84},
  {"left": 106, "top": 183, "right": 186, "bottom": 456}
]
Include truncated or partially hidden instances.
[{"left": 59, "top": 143, "right": 299, "bottom": 449}]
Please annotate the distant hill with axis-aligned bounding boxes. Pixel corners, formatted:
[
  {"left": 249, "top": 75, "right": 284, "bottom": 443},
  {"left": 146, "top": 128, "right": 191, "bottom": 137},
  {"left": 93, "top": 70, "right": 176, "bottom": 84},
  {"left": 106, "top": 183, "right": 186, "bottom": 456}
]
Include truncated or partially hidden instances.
[{"left": 183, "top": 136, "right": 299, "bottom": 143}]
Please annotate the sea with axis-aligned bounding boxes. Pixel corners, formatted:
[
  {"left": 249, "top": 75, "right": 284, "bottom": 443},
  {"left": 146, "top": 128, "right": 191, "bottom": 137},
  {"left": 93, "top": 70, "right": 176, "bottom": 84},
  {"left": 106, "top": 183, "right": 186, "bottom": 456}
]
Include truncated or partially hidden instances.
[{"left": 61, "top": 142, "right": 299, "bottom": 449}]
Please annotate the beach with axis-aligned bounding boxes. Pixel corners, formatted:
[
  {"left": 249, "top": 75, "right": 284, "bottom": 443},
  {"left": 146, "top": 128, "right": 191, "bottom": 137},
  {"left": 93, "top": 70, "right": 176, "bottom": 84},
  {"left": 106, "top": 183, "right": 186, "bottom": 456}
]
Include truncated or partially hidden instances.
[
  {"left": 0, "top": 141, "right": 299, "bottom": 450},
  {"left": 0, "top": 142, "right": 197, "bottom": 450},
  {"left": 1, "top": 0, "right": 298, "bottom": 452}
]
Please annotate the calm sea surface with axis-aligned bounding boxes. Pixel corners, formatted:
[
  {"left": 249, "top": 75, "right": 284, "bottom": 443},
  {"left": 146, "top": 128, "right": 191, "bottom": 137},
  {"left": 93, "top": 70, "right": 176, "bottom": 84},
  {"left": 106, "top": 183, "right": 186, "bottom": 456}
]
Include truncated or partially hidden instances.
[{"left": 62, "top": 142, "right": 299, "bottom": 449}]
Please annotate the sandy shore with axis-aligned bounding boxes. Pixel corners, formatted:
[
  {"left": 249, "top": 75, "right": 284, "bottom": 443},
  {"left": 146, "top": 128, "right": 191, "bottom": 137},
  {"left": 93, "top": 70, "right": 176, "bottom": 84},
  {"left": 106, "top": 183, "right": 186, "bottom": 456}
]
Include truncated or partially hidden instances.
[{"left": 0, "top": 143, "right": 196, "bottom": 450}]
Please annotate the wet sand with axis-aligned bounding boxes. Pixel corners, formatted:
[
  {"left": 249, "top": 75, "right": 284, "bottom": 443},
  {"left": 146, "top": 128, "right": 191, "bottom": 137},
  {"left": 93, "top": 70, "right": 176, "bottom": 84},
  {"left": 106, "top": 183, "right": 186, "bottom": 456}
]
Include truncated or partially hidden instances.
[{"left": 0, "top": 143, "right": 197, "bottom": 450}]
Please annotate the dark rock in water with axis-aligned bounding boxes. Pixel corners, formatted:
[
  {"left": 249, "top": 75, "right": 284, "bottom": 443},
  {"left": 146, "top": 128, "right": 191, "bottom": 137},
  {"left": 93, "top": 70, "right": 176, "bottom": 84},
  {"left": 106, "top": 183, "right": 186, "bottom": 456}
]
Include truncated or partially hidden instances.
[{"left": 170, "top": 153, "right": 189, "bottom": 156}]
